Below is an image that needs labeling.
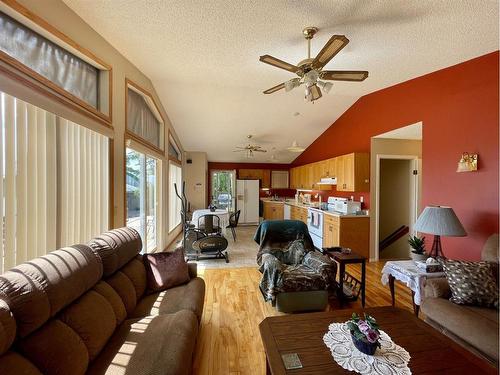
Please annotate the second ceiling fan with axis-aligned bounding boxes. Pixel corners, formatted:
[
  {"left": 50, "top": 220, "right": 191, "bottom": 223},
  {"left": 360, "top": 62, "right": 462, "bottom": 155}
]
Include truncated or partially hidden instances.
[{"left": 260, "top": 27, "right": 368, "bottom": 102}]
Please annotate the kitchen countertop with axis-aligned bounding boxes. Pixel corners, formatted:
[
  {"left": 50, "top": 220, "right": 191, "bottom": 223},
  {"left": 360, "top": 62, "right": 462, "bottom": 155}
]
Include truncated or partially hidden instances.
[{"left": 260, "top": 198, "right": 369, "bottom": 218}]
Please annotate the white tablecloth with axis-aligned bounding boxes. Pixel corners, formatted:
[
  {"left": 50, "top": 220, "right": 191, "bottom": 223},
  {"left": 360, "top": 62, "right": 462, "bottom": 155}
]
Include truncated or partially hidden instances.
[
  {"left": 381, "top": 260, "right": 445, "bottom": 305},
  {"left": 191, "top": 209, "right": 229, "bottom": 236}
]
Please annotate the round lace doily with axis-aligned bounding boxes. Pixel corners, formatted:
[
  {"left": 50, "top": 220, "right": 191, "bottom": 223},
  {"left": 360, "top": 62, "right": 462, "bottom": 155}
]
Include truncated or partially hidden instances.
[{"left": 323, "top": 322, "right": 411, "bottom": 375}]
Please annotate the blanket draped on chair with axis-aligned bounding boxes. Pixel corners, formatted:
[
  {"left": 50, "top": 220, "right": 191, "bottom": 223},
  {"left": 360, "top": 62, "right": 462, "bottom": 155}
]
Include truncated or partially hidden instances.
[{"left": 254, "top": 220, "right": 336, "bottom": 301}]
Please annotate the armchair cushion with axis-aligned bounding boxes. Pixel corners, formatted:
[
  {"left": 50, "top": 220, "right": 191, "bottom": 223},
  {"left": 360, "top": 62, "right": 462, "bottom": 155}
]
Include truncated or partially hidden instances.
[{"left": 302, "top": 251, "right": 337, "bottom": 290}]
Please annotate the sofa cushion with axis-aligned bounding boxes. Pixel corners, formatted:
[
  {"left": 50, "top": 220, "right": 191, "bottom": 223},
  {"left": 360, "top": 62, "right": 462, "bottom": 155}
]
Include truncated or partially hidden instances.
[
  {"left": 88, "top": 227, "right": 142, "bottom": 277},
  {"left": 106, "top": 271, "right": 137, "bottom": 315},
  {"left": 93, "top": 281, "right": 127, "bottom": 326},
  {"left": 121, "top": 256, "right": 147, "bottom": 300},
  {"left": 422, "top": 297, "right": 499, "bottom": 362},
  {"left": 87, "top": 310, "right": 198, "bottom": 375},
  {"left": 143, "top": 249, "right": 190, "bottom": 293},
  {"left": 130, "top": 277, "right": 205, "bottom": 321},
  {"left": 17, "top": 319, "right": 89, "bottom": 375},
  {"left": 0, "top": 245, "right": 102, "bottom": 338},
  {"left": 0, "top": 351, "right": 42, "bottom": 375},
  {"left": 0, "top": 299, "right": 15, "bottom": 355},
  {"left": 58, "top": 291, "right": 117, "bottom": 361},
  {"left": 441, "top": 259, "right": 498, "bottom": 308}
]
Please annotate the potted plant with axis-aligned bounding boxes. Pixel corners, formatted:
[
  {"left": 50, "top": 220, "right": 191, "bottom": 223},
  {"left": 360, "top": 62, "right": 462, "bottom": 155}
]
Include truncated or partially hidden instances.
[
  {"left": 408, "top": 235, "right": 427, "bottom": 261},
  {"left": 347, "top": 313, "right": 381, "bottom": 355}
]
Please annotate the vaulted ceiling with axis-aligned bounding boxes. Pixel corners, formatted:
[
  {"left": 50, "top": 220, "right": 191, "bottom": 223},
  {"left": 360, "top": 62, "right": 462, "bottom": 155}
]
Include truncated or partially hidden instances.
[{"left": 63, "top": 0, "right": 499, "bottom": 163}]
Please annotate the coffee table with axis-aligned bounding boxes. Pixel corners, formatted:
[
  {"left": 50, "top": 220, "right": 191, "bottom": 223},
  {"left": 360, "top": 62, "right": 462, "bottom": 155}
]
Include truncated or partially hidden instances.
[{"left": 259, "top": 306, "right": 496, "bottom": 374}]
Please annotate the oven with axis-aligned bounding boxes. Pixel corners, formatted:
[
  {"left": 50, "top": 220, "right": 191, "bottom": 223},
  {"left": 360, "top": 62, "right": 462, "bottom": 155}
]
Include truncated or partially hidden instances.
[{"left": 307, "top": 208, "right": 324, "bottom": 250}]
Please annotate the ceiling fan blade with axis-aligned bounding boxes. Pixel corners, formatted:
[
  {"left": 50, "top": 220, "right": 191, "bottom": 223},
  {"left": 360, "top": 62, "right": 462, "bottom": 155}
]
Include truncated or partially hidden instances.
[
  {"left": 259, "top": 55, "right": 300, "bottom": 73},
  {"left": 253, "top": 149, "right": 267, "bottom": 153},
  {"left": 312, "top": 35, "right": 349, "bottom": 69},
  {"left": 320, "top": 70, "right": 368, "bottom": 81},
  {"left": 232, "top": 149, "right": 246, "bottom": 152},
  {"left": 263, "top": 82, "right": 286, "bottom": 94}
]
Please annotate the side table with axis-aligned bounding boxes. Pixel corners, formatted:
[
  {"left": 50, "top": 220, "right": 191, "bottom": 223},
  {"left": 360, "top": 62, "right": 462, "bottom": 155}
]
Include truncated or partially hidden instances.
[
  {"left": 381, "top": 260, "right": 445, "bottom": 317},
  {"left": 327, "top": 251, "right": 366, "bottom": 308}
]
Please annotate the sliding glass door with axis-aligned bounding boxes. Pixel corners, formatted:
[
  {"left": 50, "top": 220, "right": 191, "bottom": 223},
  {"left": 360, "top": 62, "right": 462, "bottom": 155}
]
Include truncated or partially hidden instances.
[{"left": 126, "top": 148, "right": 159, "bottom": 252}]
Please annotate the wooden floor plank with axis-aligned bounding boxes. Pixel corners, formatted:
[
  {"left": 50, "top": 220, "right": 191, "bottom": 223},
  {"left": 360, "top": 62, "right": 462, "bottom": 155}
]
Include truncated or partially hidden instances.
[{"left": 192, "top": 261, "right": 416, "bottom": 375}]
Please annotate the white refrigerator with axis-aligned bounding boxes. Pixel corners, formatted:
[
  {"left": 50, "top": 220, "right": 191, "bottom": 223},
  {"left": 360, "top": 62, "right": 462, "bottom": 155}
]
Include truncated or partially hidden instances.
[{"left": 236, "top": 179, "right": 259, "bottom": 224}]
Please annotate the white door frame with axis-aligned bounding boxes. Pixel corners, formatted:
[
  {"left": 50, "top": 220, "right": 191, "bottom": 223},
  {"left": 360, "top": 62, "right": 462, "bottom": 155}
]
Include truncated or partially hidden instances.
[{"left": 374, "top": 154, "right": 421, "bottom": 261}]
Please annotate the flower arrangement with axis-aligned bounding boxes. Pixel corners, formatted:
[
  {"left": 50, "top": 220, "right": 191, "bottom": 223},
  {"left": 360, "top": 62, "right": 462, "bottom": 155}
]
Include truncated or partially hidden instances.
[{"left": 347, "top": 313, "right": 381, "bottom": 355}]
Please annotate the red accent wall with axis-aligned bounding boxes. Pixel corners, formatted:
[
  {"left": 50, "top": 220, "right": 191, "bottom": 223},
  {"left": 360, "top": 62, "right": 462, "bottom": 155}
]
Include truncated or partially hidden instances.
[{"left": 293, "top": 51, "right": 499, "bottom": 260}]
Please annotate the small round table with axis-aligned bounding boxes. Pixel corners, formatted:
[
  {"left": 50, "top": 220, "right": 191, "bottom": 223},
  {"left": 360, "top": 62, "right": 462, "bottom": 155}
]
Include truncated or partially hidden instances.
[{"left": 191, "top": 209, "right": 230, "bottom": 235}]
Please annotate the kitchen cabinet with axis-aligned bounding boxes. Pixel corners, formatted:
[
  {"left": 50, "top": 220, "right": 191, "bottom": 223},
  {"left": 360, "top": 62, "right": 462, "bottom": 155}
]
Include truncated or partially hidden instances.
[
  {"left": 271, "top": 170, "right": 289, "bottom": 188},
  {"left": 263, "top": 201, "right": 284, "bottom": 220},
  {"left": 336, "top": 153, "right": 369, "bottom": 192},
  {"left": 323, "top": 214, "right": 369, "bottom": 259},
  {"left": 289, "top": 205, "right": 308, "bottom": 224},
  {"left": 238, "top": 169, "right": 271, "bottom": 188}
]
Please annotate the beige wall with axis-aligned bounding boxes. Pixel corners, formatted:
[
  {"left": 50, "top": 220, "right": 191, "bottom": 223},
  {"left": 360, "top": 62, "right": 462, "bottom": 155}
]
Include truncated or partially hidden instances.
[
  {"left": 9, "top": 0, "right": 183, "bottom": 249},
  {"left": 183, "top": 152, "right": 208, "bottom": 210},
  {"left": 370, "top": 138, "right": 422, "bottom": 260}
]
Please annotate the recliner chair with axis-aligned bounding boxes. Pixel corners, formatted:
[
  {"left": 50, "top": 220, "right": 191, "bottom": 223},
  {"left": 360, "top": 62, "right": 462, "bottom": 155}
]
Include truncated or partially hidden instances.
[{"left": 255, "top": 220, "right": 337, "bottom": 313}]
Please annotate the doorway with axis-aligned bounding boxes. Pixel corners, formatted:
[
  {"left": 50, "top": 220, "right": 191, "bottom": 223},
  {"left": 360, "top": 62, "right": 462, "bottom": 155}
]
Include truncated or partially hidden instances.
[
  {"left": 211, "top": 170, "right": 236, "bottom": 211},
  {"left": 377, "top": 157, "right": 420, "bottom": 259}
]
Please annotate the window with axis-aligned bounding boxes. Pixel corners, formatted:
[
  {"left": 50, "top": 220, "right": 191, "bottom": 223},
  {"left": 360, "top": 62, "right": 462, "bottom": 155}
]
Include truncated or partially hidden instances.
[
  {"left": 0, "top": 90, "right": 109, "bottom": 272},
  {"left": 168, "top": 138, "right": 181, "bottom": 161},
  {"left": 0, "top": 6, "right": 112, "bottom": 122},
  {"left": 126, "top": 81, "right": 164, "bottom": 150},
  {"left": 126, "top": 148, "right": 159, "bottom": 252},
  {"left": 169, "top": 162, "right": 182, "bottom": 232}
]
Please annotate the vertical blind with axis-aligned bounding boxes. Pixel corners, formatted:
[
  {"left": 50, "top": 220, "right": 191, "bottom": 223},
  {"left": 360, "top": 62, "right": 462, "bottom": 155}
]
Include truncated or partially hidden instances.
[
  {"left": 0, "top": 91, "right": 109, "bottom": 272},
  {"left": 58, "top": 119, "right": 109, "bottom": 247},
  {"left": 0, "top": 12, "right": 99, "bottom": 108},
  {"left": 127, "top": 88, "right": 161, "bottom": 148},
  {"left": 169, "top": 162, "right": 182, "bottom": 231}
]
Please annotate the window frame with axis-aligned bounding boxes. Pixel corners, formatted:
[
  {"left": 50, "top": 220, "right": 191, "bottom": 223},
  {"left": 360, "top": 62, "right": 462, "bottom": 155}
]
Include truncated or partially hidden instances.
[
  {"left": 168, "top": 133, "right": 182, "bottom": 164},
  {"left": 0, "top": 1, "right": 113, "bottom": 127},
  {"left": 125, "top": 78, "right": 165, "bottom": 155}
]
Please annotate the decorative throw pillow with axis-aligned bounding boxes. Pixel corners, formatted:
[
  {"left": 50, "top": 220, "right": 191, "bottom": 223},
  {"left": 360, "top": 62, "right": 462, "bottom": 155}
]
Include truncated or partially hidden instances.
[
  {"left": 143, "top": 248, "right": 190, "bottom": 293},
  {"left": 441, "top": 259, "right": 499, "bottom": 308}
]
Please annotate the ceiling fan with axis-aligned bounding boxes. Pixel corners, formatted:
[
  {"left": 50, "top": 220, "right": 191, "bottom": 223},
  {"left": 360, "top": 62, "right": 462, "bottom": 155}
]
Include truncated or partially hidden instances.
[
  {"left": 233, "top": 135, "right": 267, "bottom": 158},
  {"left": 259, "top": 27, "right": 368, "bottom": 102}
]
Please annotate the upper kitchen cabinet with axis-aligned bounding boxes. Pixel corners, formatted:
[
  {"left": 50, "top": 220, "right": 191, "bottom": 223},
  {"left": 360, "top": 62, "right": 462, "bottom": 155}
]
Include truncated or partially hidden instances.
[
  {"left": 336, "top": 153, "right": 370, "bottom": 192},
  {"left": 238, "top": 169, "right": 271, "bottom": 188},
  {"left": 271, "top": 170, "right": 289, "bottom": 188}
]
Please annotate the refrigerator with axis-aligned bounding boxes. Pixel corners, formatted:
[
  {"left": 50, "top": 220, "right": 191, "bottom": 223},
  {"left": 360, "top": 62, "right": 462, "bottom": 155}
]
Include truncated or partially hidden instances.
[{"left": 236, "top": 179, "right": 259, "bottom": 224}]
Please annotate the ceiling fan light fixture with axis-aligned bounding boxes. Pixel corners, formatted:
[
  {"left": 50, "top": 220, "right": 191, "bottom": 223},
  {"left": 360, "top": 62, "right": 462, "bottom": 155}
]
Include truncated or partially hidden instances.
[
  {"left": 287, "top": 140, "right": 305, "bottom": 152},
  {"left": 318, "top": 80, "right": 333, "bottom": 93},
  {"left": 285, "top": 78, "right": 300, "bottom": 92}
]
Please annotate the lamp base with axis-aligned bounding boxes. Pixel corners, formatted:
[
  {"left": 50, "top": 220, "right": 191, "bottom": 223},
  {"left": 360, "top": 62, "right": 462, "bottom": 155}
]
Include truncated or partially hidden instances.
[{"left": 429, "top": 235, "right": 445, "bottom": 258}]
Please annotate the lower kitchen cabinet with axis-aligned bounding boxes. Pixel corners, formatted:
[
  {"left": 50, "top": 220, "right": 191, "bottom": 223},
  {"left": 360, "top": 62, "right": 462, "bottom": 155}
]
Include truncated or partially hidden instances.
[
  {"left": 323, "top": 214, "right": 369, "bottom": 259},
  {"left": 290, "top": 205, "right": 308, "bottom": 225},
  {"left": 263, "top": 201, "right": 284, "bottom": 220}
]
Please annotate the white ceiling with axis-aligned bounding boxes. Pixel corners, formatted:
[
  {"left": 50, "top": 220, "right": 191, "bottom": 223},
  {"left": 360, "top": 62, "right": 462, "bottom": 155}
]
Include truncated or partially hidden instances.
[
  {"left": 374, "top": 122, "right": 422, "bottom": 140},
  {"left": 63, "top": 0, "right": 499, "bottom": 163}
]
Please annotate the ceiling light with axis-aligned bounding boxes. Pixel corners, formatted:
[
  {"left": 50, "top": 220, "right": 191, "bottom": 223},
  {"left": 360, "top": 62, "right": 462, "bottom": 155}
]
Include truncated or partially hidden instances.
[
  {"left": 317, "top": 80, "right": 333, "bottom": 93},
  {"left": 285, "top": 78, "right": 301, "bottom": 92},
  {"left": 287, "top": 141, "right": 305, "bottom": 152}
]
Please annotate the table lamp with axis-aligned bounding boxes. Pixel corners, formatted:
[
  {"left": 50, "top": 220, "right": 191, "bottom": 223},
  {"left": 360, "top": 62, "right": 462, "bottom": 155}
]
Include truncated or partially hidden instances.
[{"left": 413, "top": 206, "right": 466, "bottom": 258}]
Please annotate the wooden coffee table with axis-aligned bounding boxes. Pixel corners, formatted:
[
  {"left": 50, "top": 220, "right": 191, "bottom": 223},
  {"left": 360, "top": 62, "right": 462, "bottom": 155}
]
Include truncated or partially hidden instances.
[{"left": 259, "top": 306, "right": 496, "bottom": 374}]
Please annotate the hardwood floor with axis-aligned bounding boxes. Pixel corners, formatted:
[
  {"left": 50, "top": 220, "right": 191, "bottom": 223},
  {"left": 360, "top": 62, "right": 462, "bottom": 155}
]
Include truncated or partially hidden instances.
[{"left": 192, "top": 262, "right": 416, "bottom": 375}]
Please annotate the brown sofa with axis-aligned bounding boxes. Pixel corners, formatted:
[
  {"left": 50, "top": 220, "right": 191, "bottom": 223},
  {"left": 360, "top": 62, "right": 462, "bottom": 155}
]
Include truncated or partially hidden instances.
[
  {"left": 421, "top": 234, "right": 499, "bottom": 367},
  {"left": 0, "top": 227, "right": 205, "bottom": 375}
]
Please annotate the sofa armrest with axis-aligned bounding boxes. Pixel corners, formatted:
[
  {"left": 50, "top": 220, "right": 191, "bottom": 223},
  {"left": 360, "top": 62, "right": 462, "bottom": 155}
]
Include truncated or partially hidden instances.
[
  {"left": 424, "top": 278, "right": 451, "bottom": 299},
  {"left": 187, "top": 262, "right": 198, "bottom": 278}
]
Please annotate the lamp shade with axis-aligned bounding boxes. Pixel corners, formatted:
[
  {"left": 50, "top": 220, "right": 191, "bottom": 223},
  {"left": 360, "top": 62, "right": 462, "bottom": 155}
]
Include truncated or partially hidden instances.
[{"left": 414, "top": 206, "right": 467, "bottom": 237}]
